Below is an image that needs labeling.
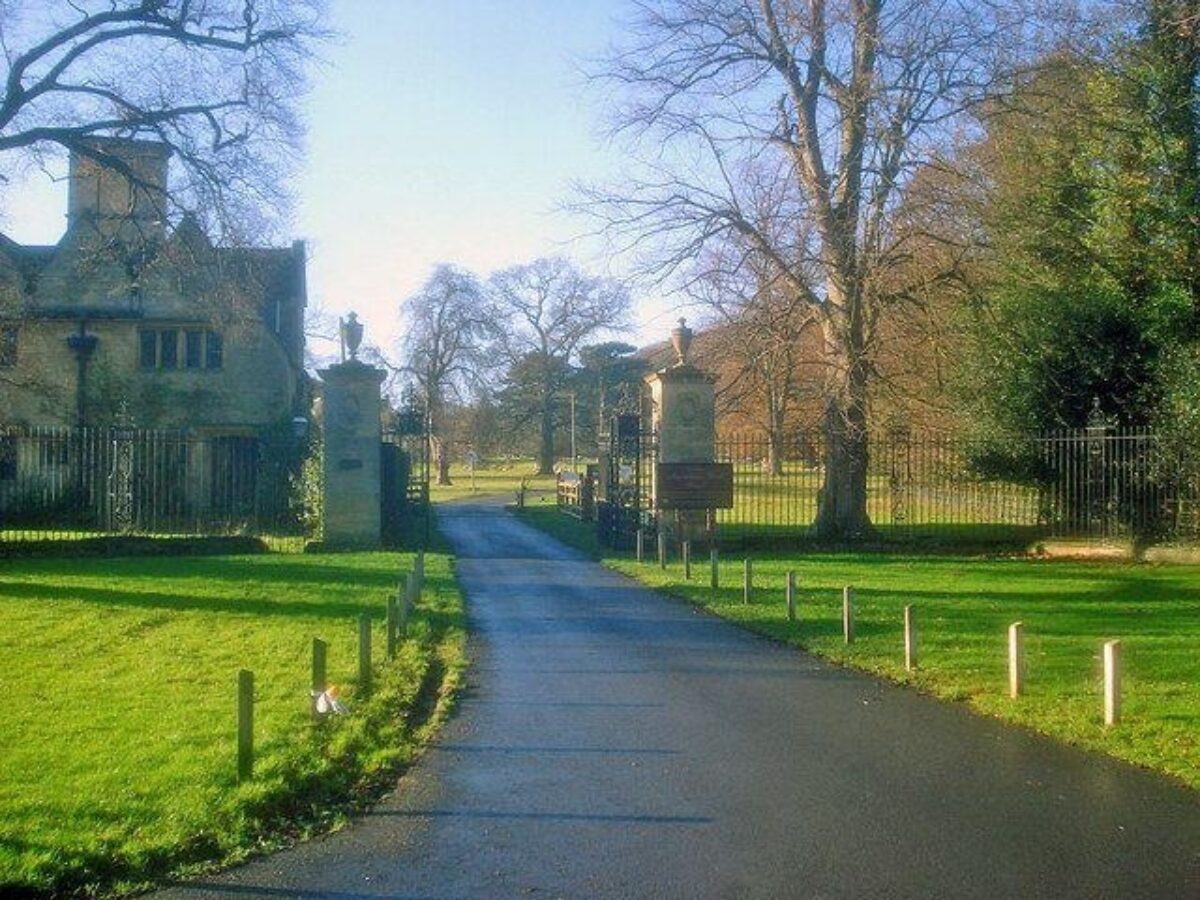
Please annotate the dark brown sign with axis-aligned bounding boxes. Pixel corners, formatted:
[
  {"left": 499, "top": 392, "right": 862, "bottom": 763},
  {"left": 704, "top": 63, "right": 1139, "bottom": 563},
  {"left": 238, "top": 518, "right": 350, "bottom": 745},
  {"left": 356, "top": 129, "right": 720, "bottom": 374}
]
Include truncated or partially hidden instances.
[{"left": 656, "top": 463, "right": 734, "bottom": 509}]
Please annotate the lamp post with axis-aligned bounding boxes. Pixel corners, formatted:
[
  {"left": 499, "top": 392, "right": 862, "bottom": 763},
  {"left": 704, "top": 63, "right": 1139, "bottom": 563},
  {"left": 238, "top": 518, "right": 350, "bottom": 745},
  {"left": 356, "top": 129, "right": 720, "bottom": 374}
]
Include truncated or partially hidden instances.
[
  {"left": 569, "top": 390, "right": 577, "bottom": 473},
  {"left": 556, "top": 390, "right": 578, "bottom": 473},
  {"left": 65, "top": 320, "right": 99, "bottom": 427}
]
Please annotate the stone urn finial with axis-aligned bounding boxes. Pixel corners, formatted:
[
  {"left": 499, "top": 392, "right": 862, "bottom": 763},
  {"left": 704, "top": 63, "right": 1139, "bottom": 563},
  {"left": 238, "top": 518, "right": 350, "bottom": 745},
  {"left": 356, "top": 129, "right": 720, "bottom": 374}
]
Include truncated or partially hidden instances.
[
  {"left": 340, "top": 312, "right": 364, "bottom": 361},
  {"left": 670, "top": 317, "right": 693, "bottom": 367}
]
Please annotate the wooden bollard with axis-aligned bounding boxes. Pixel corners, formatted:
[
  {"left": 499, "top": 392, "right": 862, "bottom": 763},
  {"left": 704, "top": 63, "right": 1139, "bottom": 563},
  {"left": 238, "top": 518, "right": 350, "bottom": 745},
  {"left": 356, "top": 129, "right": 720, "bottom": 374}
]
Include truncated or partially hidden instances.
[
  {"left": 904, "top": 605, "right": 917, "bottom": 671},
  {"left": 843, "top": 586, "right": 855, "bottom": 643},
  {"left": 658, "top": 531, "right": 667, "bottom": 570},
  {"left": 358, "top": 613, "right": 372, "bottom": 695},
  {"left": 401, "top": 577, "right": 413, "bottom": 634},
  {"left": 386, "top": 595, "right": 398, "bottom": 658},
  {"left": 237, "top": 669, "right": 254, "bottom": 782},
  {"left": 311, "top": 637, "right": 327, "bottom": 719},
  {"left": 1104, "top": 639, "right": 1121, "bottom": 726},
  {"left": 636, "top": 529, "right": 644, "bottom": 562},
  {"left": 743, "top": 558, "right": 753, "bottom": 604},
  {"left": 415, "top": 551, "right": 425, "bottom": 592},
  {"left": 1008, "top": 622, "right": 1024, "bottom": 698},
  {"left": 682, "top": 541, "right": 691, "bottom": 580},
  {"left": 786, "top": 571, "right": 796, "bottom": 623},
  {"left": 710, "top": 548, "right": 719, "bottom": 590},
  {"left": 406, "top": 571, "right": 418, "bottom": 611}
]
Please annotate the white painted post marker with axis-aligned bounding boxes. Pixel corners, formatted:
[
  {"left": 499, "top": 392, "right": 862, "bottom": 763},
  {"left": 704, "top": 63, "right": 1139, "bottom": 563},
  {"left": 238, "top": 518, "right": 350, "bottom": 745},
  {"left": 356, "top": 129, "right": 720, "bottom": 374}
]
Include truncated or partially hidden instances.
[
  {"left": 843, "top": 586, "right": 855, "bottom": 644},
  {"left": 1104, "top": 639, "right": 1122, "bottom": 727},
  {"left": 1008, "top": 622, "right": 1024, "bottom": 698},
  {"left": 904, "top": 605, "right": 917, "bottom": 671}
]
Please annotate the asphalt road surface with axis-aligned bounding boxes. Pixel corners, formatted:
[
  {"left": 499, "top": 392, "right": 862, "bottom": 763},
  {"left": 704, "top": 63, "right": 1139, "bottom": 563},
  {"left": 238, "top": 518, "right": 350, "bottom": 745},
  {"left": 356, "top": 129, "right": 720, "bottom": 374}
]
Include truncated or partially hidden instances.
[{"left": 161, "top": 500, "right": 1200, "bottom": 899}]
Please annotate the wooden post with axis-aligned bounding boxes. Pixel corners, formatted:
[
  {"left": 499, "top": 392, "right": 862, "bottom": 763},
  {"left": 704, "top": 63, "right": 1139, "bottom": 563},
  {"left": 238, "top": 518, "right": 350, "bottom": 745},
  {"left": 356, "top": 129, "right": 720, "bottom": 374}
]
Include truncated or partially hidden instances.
[
  {"left": 636, "top": 529, "right": 644, "bottom": 563},
  {"left": 237, "top": 669, "right": 253, "bottom": 782},
  {"left": 312, "top": 638, "right": 327, "bottom": 695},
  {"left": 386, "top": 595, "right": 398, "bottom": 659},
  {"left": 904, "top": 605, "right": 917, "bottom": 672},
  {"left": 743, "top": 558, "right": 752, "bottom": 604},
  {"left": 710, "top": 548, "right": 719, "bottom": 590},
  {"left": 682, "top": 541, "right": 691, "bottom": 580},
  {"left": 842, "top": 586, "right": 855, "bottom": 644},
  {"left": 399, "top": 581, "right": 411, "bottom": 636},
  {"left": 1104, "top": 639, "right": 1122, "bottom": 727},
  {"left": 406, "top": 571, "right": 418, "bottom": 613},
  {"left": 415, "top": 551, "right": 425, "bottom": 593},
  {"left": 1008, "top": 622, "right": 1024, "bottom": 698},
  {"left": 358, "top": 613, "right": 372, "bottom": 695},
  {"left": 786, "top": 570, "right": 796, "bottom": 623},
  {"left": 658, "top": 530, "right": 667, "bottom": 570}
]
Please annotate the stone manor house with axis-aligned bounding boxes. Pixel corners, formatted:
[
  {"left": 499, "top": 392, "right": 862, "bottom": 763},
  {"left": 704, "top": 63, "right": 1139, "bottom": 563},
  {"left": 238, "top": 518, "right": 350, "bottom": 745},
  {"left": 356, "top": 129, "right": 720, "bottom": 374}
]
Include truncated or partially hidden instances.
[{"left": 0, "top": 138, "right": 308, "bottom": 529}]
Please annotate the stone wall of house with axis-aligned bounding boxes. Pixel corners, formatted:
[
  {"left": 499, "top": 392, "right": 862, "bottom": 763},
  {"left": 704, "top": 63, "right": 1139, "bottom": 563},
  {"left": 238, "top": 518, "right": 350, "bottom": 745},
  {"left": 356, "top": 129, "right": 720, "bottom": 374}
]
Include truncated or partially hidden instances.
[
  {"left": 0, "top": 316, "right": 298, "bottom": 430},
  {"left": 0, "top": 139, "right": 305, "bottom": 434}
]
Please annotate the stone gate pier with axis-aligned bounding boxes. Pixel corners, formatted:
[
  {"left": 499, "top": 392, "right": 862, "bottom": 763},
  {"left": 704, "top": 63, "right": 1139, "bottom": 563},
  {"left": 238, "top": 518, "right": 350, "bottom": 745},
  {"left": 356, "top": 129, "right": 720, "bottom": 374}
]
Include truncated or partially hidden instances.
[
  {"left": 318, "top": 313, "right": 386, "bottom": 549},
  {"left": 645, "top": 319, "right": 731, "bottom": 544}
]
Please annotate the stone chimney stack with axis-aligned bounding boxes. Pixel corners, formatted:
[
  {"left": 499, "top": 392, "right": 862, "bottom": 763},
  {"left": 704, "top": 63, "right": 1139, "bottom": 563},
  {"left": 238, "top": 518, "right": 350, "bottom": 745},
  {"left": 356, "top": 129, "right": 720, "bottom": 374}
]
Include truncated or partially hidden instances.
[{"left": 67, "top": 137, "right": 171, "bottom": 241}]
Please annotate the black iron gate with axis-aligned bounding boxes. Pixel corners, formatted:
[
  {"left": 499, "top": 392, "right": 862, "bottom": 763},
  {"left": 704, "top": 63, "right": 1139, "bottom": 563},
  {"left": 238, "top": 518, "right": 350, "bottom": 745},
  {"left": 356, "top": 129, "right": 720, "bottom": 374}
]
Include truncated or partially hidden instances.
[
  {"left": 381, "top": 397, "right": 431, "bottom": 548},
  {"left": 596, "top": 413, "right": 654, "bottom": 549}
]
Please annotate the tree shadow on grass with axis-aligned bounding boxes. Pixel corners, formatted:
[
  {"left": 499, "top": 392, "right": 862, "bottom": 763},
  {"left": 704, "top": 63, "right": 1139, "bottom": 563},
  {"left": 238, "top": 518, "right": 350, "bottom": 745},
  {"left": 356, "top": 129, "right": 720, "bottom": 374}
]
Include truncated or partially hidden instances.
[
  {"left": 5, "top": 555, "right": 421, "bottom": 591},
  {"left": 0, "top": 578, "right": 462, "bottom": 631}
]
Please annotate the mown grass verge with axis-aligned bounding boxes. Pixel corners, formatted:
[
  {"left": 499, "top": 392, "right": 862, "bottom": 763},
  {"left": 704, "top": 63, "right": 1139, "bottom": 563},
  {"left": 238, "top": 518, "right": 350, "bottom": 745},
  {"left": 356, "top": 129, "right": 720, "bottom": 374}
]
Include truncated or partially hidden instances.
[
  {"left": 0, "top": 545, "right": 466, "bottom": 897},
  {"left": 519, "top": 506, "right": 1200, "bottom": 792},
  {"left": 429, "top": 459, "right": 556, "bottom": 504}
]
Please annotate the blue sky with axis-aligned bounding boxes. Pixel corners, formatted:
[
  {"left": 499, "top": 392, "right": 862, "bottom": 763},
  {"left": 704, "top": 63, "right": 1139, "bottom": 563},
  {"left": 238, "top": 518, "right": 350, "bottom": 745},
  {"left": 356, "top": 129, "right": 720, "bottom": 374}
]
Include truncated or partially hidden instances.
[
  {"left": 4, "top": 0, "right": 677, "bottom": 362},
  {"left": 300, "top": 0, "right": 690, "bottom": 360},
  {"left": 295, "top": 0, "right": 649, "bottom": 358}
]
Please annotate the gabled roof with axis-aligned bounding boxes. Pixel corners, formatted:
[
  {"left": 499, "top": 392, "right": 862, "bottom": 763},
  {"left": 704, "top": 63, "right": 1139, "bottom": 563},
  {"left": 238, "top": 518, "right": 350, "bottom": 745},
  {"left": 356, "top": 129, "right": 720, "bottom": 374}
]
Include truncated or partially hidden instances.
[{"left": 0, "top": 232, "right": 57, "bottom": 290}]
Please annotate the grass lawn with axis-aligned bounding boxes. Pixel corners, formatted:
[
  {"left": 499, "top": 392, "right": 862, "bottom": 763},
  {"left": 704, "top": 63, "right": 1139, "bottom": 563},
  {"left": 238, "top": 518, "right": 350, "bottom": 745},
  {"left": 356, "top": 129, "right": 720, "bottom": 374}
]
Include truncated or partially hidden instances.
[
  {"left": 429, "top": 458, "right": 557, "bottom": 504},
  {"left": 716, "top": 463, "right": 1040, "bottom": 533},
  {"left": 520, "top": 507, "right": 1200, "bottom": 792},
  {"left": 0, "top": 548, "right": 465, "bottom": 897}
]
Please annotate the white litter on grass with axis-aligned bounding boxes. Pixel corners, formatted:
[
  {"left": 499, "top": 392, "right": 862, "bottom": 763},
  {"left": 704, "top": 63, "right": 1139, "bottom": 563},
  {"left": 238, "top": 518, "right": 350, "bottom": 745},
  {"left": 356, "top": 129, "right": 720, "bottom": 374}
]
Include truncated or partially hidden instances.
[{"left": 311, "top": 686, "right": 349, "bottom": 715}]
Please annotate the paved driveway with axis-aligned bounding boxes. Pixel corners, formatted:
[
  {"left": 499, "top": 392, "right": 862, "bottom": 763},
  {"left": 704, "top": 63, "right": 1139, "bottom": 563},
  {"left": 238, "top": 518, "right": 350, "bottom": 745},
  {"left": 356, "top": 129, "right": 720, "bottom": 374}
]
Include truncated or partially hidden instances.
[{"left": 161, "top": 501, "right": 1200, "bottom": 898}]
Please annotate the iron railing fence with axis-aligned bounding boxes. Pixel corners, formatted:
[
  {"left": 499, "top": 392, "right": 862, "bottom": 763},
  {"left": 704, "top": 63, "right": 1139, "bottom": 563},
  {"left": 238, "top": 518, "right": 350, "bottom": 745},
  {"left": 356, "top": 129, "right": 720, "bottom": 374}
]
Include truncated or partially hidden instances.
[
  {"left": 1036, "top": 428, "right": 1200, "bottom": 542},
  {"left": 706, "top": 429, "right": 1200, "bottom": 546},
  {"left": 0, "top": 425, "right": 308, "bottom": 545}
]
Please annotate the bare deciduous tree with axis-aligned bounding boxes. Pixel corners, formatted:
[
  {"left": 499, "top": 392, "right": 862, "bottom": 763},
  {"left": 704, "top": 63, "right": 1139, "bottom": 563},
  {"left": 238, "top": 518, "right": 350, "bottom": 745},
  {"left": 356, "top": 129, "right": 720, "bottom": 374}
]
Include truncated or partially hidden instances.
[
  {"left": 487, "top": 257, "right": 632, "bottom": 475},
  {"left": 398, "top": 265, "right": 490, "bottom": 485},
  {"left": 0, "top": 0, "right": 326, "bottom": 239},
  {"left": 694, "top": 254, "right": 822, "bottom": 473},
  {"left": 585, "top": 0, "right": 1016, "bottom": 537}
]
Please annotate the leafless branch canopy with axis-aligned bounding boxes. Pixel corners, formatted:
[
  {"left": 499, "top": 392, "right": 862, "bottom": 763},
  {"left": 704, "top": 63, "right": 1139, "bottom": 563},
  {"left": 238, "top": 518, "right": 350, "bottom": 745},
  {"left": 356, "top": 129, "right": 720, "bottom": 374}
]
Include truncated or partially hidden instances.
[{"left": 0, "top": 0, "right": 327, "bottom": 239}]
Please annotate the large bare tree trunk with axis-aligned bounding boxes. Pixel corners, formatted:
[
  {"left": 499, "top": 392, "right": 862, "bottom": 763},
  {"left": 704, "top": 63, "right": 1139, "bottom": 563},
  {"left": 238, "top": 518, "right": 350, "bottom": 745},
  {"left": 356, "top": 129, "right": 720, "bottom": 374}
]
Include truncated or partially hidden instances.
[
  {"left": 538, "top": 390, "right": 555, "bottom": 475},
  {"left": 766, "top": 387, "right": 786, "bottom": 477},
  {"left": 434, "top": 437, "right": 452, "bottom": 486},
  {"left": 428, "top": 395, "right": 453, "bottom": 486},
  {"left": 814, "top": 305, "right": 873, "bottom": 538}
]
